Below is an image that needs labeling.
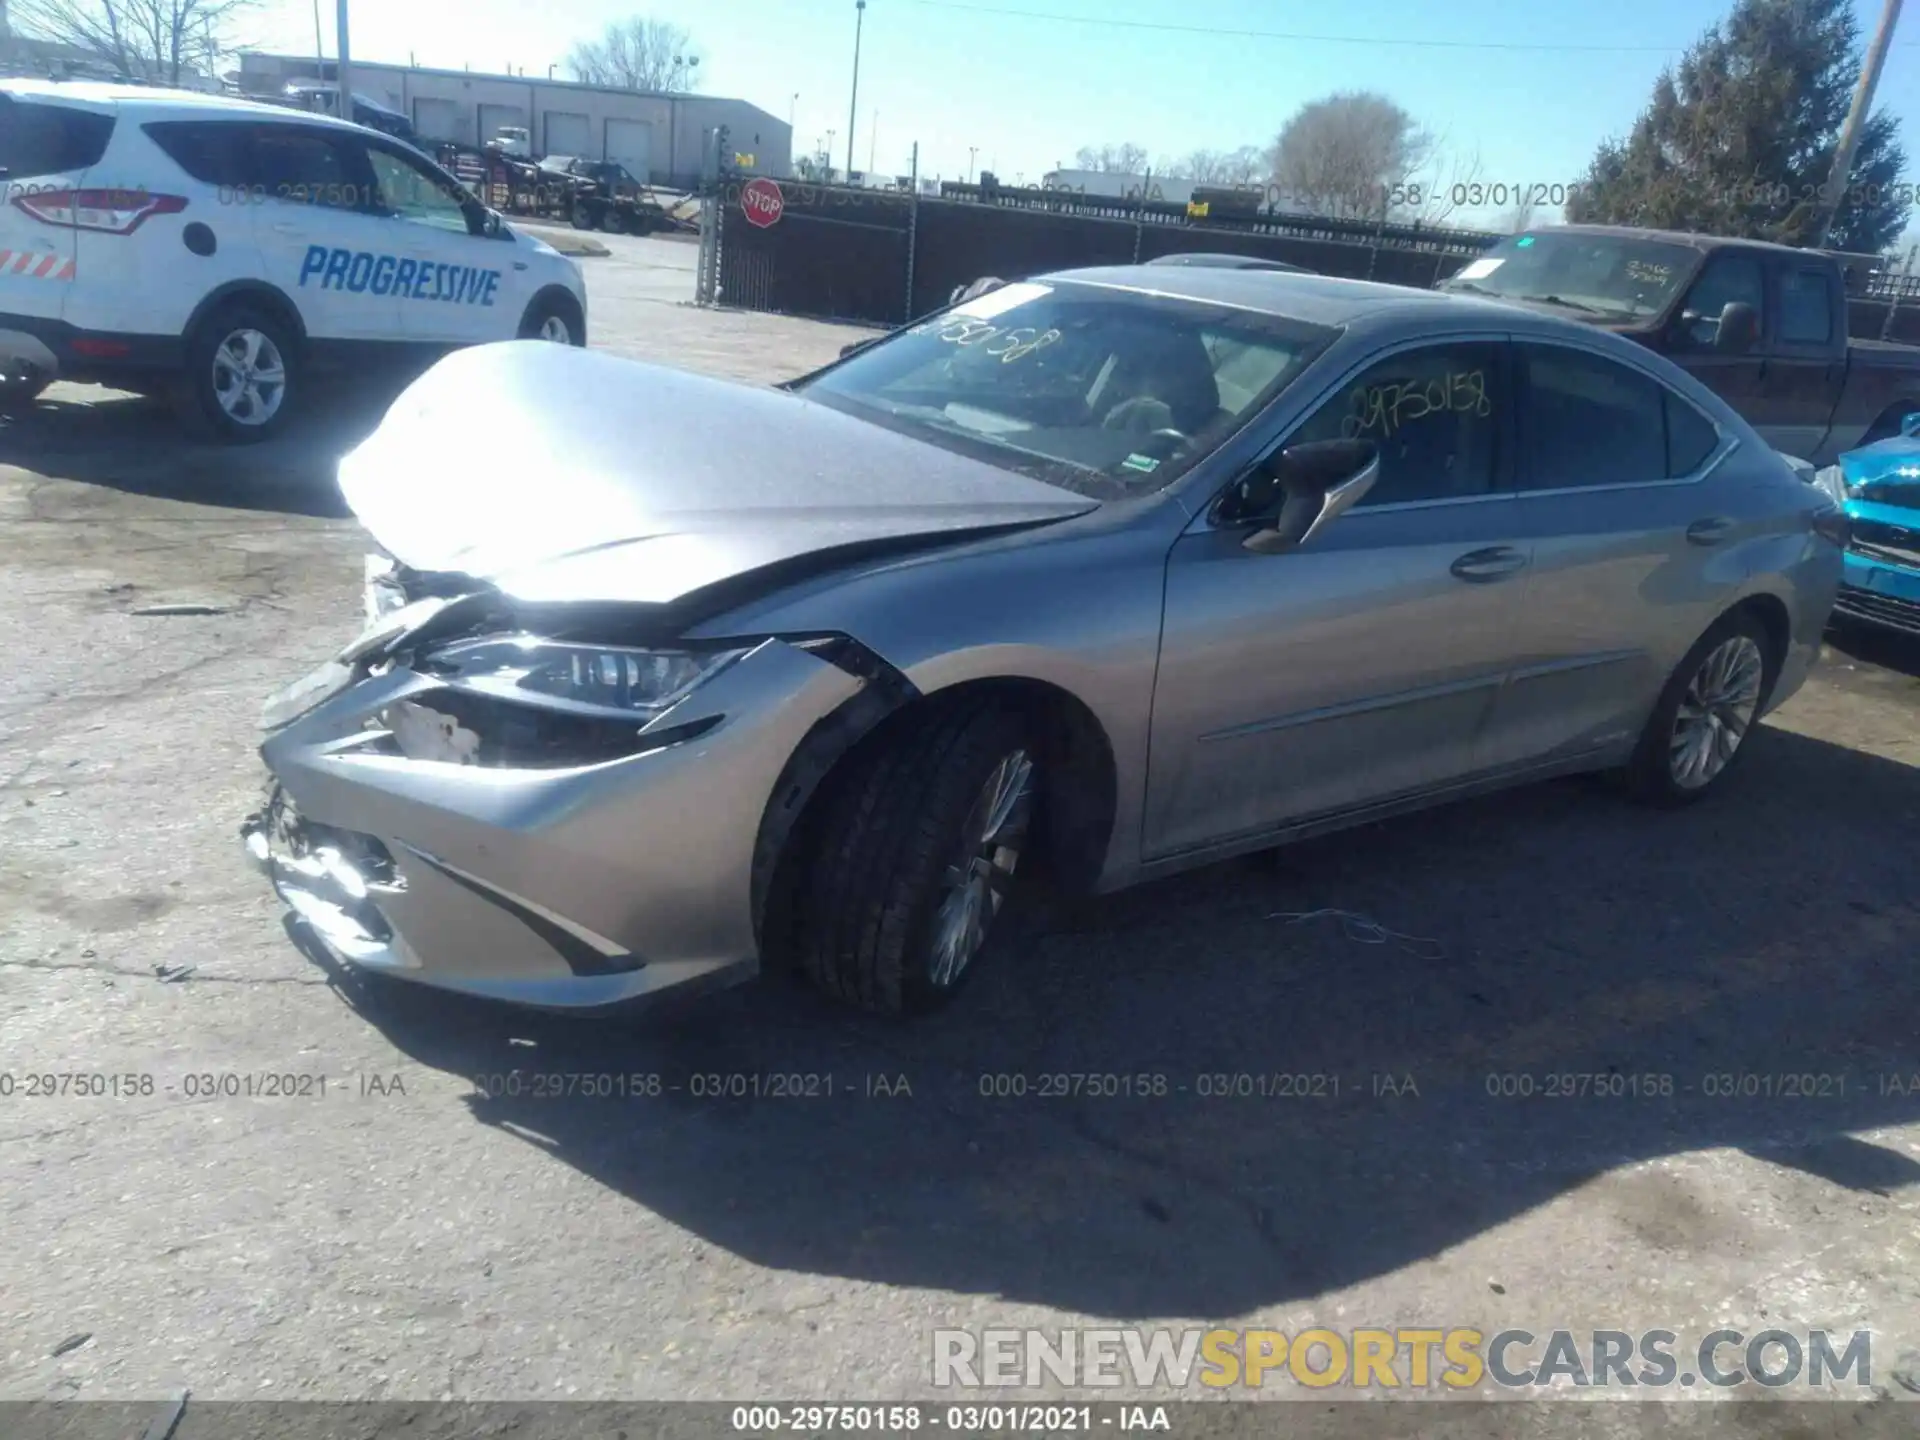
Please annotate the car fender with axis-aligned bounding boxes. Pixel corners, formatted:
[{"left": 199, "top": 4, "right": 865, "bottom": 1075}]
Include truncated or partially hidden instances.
[{"left": 184, "top": 280, "right": 309, "bottom": 345}]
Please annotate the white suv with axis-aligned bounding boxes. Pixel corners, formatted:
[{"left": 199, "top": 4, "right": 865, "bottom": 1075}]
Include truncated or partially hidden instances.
[{"left": 0, "top": 81, "right": 588, "bottom": 441}]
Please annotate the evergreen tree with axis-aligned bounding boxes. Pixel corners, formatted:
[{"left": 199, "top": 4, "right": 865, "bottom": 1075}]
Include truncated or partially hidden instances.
[{"left": 1565, "top": 0, "right": 1906, "bottom": 252}]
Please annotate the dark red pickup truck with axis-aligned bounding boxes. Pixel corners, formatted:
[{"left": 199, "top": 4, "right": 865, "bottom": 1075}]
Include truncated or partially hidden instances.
[{"left": 1437, "top": 224, "right": 1920, "bottom": 465}]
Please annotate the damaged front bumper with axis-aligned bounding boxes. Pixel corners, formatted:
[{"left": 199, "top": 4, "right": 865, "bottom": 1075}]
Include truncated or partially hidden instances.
[{"left": 242, "top": 633, "right": 867, "bottom": 1012}]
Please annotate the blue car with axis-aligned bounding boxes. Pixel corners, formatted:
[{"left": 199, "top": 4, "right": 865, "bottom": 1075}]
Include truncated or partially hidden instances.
[{"left": 1824, "top": 414, "right": 1920, "bottom": 638}]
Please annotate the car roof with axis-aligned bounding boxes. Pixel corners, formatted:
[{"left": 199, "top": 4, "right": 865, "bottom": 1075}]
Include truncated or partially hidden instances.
[
  {"left": 1, "top": 78, "right": 367, "bottom": 133},
  {"left": 1042, "top": 263, "right": 1559, "bottom": 332},
  {"left": 1530, "top": 223, "right": 1820, "bottom": 261}
]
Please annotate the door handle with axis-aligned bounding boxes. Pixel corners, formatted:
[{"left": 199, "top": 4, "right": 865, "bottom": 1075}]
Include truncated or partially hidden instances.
[
  {"left": 1685, "top": 517, "right": 1735, "bottom": 546},
  {"left": 1450, "top": 545, "right": 1528, "bottom": 582}
]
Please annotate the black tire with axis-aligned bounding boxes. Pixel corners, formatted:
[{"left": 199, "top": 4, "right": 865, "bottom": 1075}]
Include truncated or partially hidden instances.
[
  {"left": 570, "top": 202, "right": 594, "bottom": 231},
  {"left": 178, "top": 303, "right": 299, "bottom": 443},
  {"left": 794, "top": 701, "right": 1038, "bottom": 1015},
  {"left": 517, "top": 292, "right": 587, "bottom": 347},
  {"left": 1622, "top": 610, "right": 1778, "bottom": 807}
]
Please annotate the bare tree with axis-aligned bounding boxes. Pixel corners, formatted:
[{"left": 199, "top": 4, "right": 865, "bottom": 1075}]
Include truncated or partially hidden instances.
[
  {"left": 1410, "top": 143, "right": 1484, "bottom": 226},
  {"left": 13, "top": 0, "right": 253, "bottom": 86},
  {"left": 1497, "top": 196, "right": 1538, "bottom": 234},
  {"left": 1268, "top": 91, "right": 1434, "bottom": 221},
  {"left": 1072, "top": 142, "right": 1150, "bottom": 174},
  {"left": 566, "top": 16, "right": 698, "bottom": 92},
  {"left": 1159, "top": 144, "right": 1266, "bottom": 186}
]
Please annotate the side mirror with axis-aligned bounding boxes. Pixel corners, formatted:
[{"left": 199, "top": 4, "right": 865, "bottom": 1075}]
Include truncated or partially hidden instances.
[
  {"left": 1716, "top": 301, "right": 1759, "bottom": 353},
  {"left": 1901, "top": 411, "right": 1920, "bottom": 438},
  {"left": 1232, "top": 438, "right": 1380, "bottom": 554},
  {"left": 838, "top": 332, "right": 893, "bottom": 359}
]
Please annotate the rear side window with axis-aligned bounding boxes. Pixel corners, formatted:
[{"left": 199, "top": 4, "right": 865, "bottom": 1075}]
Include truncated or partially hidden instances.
[
  {"left": 1665, "top": 391, "right": 1721, "bottom": 475},
  {"left": 1779, "top": 267, "right": 1834, "bottom": 345},
  {"left": 143, "top": 121, "right": 254, "bottom": 188},
  {"left": 247, "top": 127, "right": 371, "bottom": 210},
  {"left": 0, "top": 97, "right": 115, "bottom": 180},
  {"left": 1517, "top": 344, "right": 1667, "bottom": 488}
]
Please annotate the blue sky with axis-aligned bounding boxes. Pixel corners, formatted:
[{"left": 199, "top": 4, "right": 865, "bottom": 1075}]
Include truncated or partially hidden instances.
[{"left": 246, "top": 0, "right": 1920, "bottom": 232}]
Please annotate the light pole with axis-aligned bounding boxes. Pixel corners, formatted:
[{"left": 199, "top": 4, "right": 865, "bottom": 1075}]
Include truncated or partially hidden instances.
[
  {"left": 968, "top": 146, "right": 978, "bottom": 184},
  {"left": 846, "top": 0, "right": 866, "bottom": 177},
  {"left": 826, "top": 129, "right": 837, "bottom": 182},
  {"left": 1812, "top": 0, "right": 1903, "bottom": 247},
  {"left": 334, "top": 0, "right": 353, "bottom": 124},
  {"left": 790, "top": 92, "right": 799, "bottom": 127}
]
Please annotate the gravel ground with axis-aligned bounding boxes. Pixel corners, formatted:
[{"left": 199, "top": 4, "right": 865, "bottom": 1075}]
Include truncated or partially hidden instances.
[{"left": 1, "top": 233, "right": 1917, "bottom": 1420}]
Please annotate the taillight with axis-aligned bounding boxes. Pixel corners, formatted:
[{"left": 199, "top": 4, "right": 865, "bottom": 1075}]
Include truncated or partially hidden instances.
[
  {"left": 11, "top": 189, "right": 188, "bottom": 234},
  {"left": 1811, "top": 505, "right": 1850, "bottom": 549}
]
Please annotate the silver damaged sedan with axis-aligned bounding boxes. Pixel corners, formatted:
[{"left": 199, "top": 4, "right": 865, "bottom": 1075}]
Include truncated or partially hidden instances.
[{"left": 243, "top": 266, "right": 1846, "bottom": 1015}]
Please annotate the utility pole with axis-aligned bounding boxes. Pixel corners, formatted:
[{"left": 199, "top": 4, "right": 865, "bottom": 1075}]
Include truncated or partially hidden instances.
[
  {"left": 1812, "top": 0, "right": 1902, "bottom": 249},
  {"left": 335, "top": 0, "right": 353, "bottom": 125},
  {"left": 968, "top": 146, "right": 978, "bottom": 184},
  {"left": 312, "top": 0, "right": 324, "bottom": 68},
  {"left": 869, "top": 109, "right": 877, "bottom": 173},
  {"left": 846, "top": 0, "right": 866, "bottom": 177}
]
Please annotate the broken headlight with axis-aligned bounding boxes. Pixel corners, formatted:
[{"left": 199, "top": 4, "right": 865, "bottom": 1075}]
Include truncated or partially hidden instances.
[{"left": 420, "top": 637, "right": 750, "bottom": 720}]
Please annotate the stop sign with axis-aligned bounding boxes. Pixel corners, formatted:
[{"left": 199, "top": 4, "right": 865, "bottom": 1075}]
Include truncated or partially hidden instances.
[{"left": 740, "top": 177, "right": 785, "bottom": 228}]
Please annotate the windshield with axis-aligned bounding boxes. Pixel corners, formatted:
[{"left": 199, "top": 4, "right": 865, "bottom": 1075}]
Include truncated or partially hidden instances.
[
  {"left": 1439, "top": 232, "right": 1699, "bottom": 319},
  {"left": 794, "top": 280, "right": 1337, "bottom": 499}
]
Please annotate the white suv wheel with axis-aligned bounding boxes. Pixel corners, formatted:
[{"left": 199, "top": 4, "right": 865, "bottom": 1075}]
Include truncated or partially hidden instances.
[{"left": 210, "top": 327, "right": 288, "bottom": 426}]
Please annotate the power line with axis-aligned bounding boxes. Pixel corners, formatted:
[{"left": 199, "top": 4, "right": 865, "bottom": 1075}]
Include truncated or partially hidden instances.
[{"left": 908, "top": 0, "right": 1916, "bottom": 54}]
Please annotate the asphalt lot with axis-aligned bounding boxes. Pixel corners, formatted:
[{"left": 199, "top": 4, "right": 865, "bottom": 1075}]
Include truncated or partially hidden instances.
[{"left": 2, "top": 231, "right": 1919, "bottom": 1413}]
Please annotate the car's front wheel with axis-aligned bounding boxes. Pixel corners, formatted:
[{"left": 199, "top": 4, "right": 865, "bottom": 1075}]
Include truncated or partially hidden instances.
[
  {"left": 180, "top": 304, "right": 298, "bottom": 443},
  {"left": 1624, "top": 611, "right": 1777, "bottom": 806},
  {"left": 795, "top": 701, "right": 1038, "bottom": 1014},
  {"left": 518, "top": 292, "right": 587, "bottom": 346}
]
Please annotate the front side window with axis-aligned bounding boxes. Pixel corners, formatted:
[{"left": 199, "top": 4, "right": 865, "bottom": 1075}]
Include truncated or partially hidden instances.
[
  {"left": 1778, "top": 267, "right": 1834, "bottom": 345},
  {"left": 1284, "top": 341, "right": 1505, "bottom": 507},
  {"left": 1675, "top": 255, "right": 1765, "bottom": 350},
  {"left": 1518, "top": 344, "right": 1677, "bottom": 488},
  {"left": 795, "top": 280, "right": 1337, "bottom": 499},
  {"left": 365, "top": 146, "right": 473, "bottom": 233}
]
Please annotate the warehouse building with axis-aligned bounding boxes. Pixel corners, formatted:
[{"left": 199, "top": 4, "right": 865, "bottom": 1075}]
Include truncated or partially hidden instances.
[{"left": 236, "top": 52, "right": 790, "bottom": 190}]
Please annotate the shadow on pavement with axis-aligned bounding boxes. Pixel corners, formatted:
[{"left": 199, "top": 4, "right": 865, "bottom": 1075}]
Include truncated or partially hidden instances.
[
  {"left": 1827, "top": 617, "right": 1920, "bottom": 680},
  {"left": 283, "top": 718, "right": 1920, "bottom": 1320},
  {"left": 0, "top": 376, "right": 408, "bottom": 519}
]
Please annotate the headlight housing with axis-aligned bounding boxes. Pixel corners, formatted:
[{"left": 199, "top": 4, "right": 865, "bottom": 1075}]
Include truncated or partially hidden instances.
[{"left": 421, "top": 636, "right": 750, "bottom": 720}]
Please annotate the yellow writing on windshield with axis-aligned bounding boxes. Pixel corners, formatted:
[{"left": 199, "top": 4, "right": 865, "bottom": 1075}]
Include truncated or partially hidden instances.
[{"left": 1341, "top": 371, "right": 1491, "bottom": 439}]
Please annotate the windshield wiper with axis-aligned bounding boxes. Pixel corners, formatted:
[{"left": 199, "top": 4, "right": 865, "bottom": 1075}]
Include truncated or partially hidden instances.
[{"left": 1520, "top": 293, "right": 1607, "bottom": 315}]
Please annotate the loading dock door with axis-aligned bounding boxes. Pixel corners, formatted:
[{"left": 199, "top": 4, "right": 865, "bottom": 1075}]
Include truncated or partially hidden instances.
[
  {"left": 412, "top": 97, "right": 462, "bottom": 143},
  {"left": 544, "top": 112, "right": 591, "bottom": 158},
  {"left": 605, "top": 118, "right": 653, "bottom": 181},
  {"left": 478, "top": 103, "right": 528, "bottom": 148}
]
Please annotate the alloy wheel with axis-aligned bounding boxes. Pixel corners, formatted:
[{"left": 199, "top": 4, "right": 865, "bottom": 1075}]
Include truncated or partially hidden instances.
[
  {"left": 928, "top": 749, "right": 1034, "bottom": 988},
  {"left": 537, "top": 314, "right": 573, "bottom": 343},
  {"left": 211, "top": 328, "right": 287, "bottom": 426},
  {"left": 1668, "top": 635, "right": 1765, "bottom": 789}
]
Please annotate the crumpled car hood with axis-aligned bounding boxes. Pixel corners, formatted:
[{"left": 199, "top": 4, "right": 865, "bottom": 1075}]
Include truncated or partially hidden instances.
[{"left": 337, "top": 343, "right": 1097, "bottom": 605}]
